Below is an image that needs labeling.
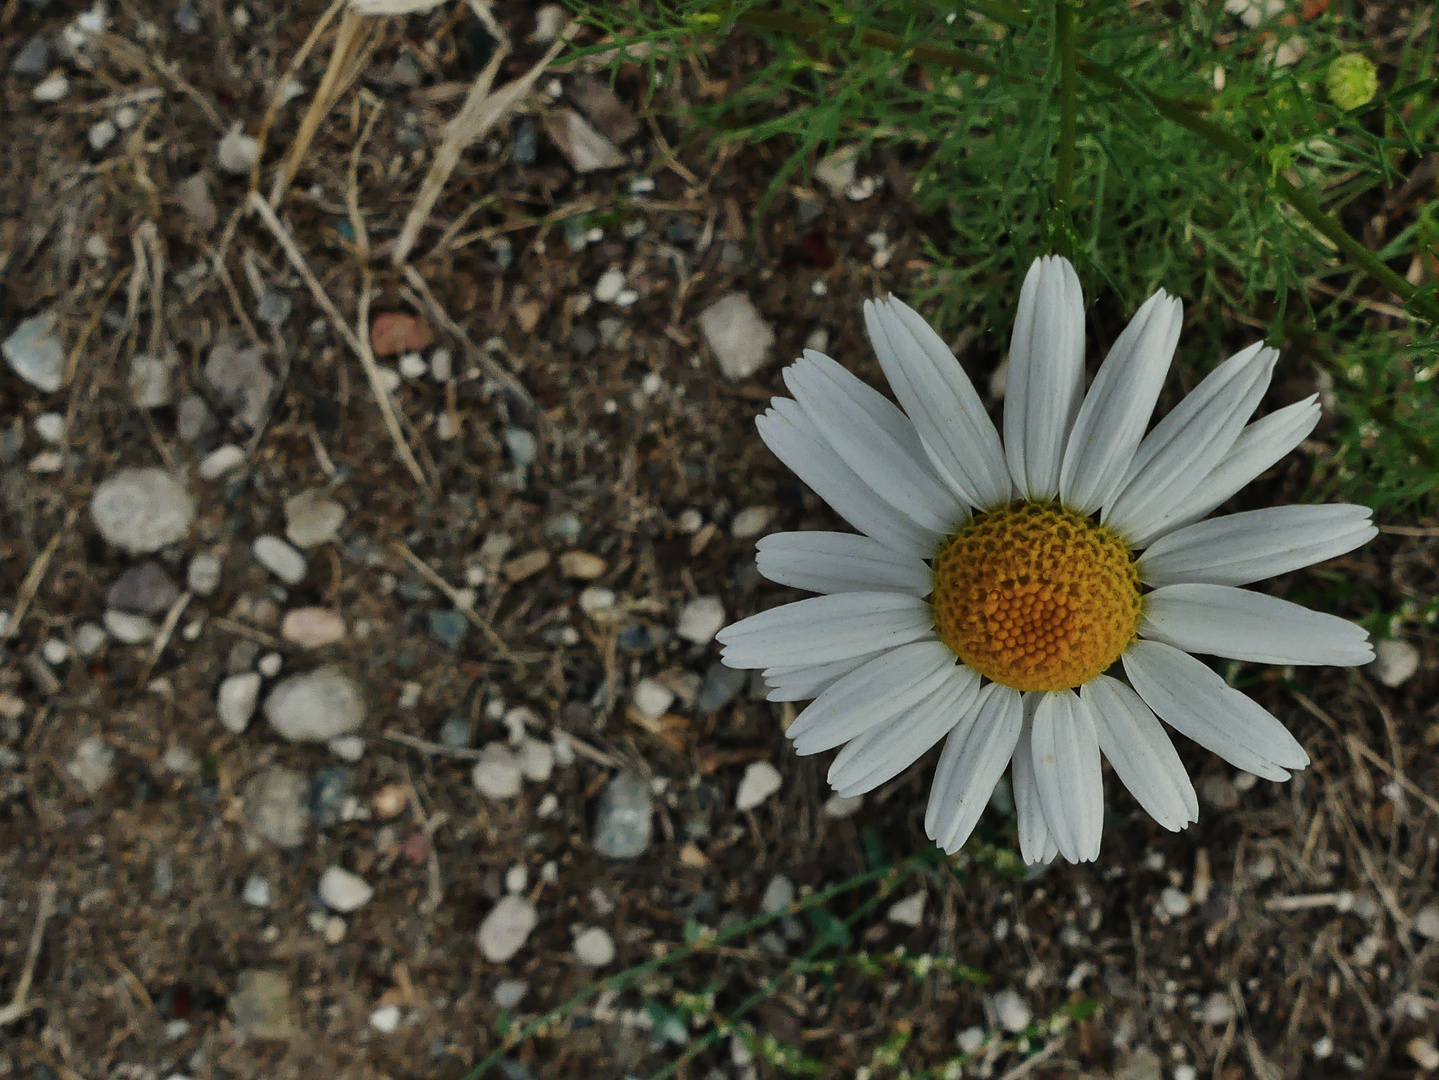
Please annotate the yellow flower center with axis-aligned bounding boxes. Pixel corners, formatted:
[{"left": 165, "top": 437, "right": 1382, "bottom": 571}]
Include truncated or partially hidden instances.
[{"left": 931, "top": 501, "right": 1142, "bottom": 692}]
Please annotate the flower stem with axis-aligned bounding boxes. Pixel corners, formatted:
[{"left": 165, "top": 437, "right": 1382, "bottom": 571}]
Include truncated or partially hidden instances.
[{"left": 1054, "top": 0, "right": 1078, "bottom": 211}]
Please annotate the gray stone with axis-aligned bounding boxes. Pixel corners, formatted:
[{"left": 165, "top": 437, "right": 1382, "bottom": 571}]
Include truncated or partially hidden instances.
[
  {"left": 252, "top": 534, "right": 307, "bottom": 584},
  {"left": 761, "top": 875, "right": 795, "bottom": 915},
  {"left": 203, "top": 341, "right": 273, "bottom": 427},
  {"left": 106, "top": 562, "right": 180, "bottom": 615},
  {"left": 1370, "top": 639, "right": 1419, "bottom": 688},
  {"left": 697, "top": 293, "right": 775, "bottom": 381},
  {"left": 478, "top": 894, "right": 538, "bottom": 962},
  {"left": 991, "top": 988, "right": 1032, "bottom": 1033},
  {"left": 67, "top": 736, "right": 115, "bottom": 794},
  {"left": 493, "top": 979, "right": 528, "bottom": 1009},
  {"left": 1201, "top": 991, "right": 1235, "bottom": 1026},
  {"left": 129, "top": 354, "right": 172, "bottom": 408},
  {"left": 1113, "top": 1048, "right": 1163, "bottom": 1080},
  {"left": 228, "top": 970, "right": 297, "bottom": 1040},
  {"left": 503, "top": 428, "right": 538, "bottom": 468},
  {"left": 735, "top": 760, "right": 782, "bottom": 812},
  {"left": 243, "top": 766, "right": 311, "bottom": 848},
  {"left": 218, "top": 672, "right": 262, "bottom": 733},
  {"left": 318, "top": 866, "right": 373, "bottom": 912},
  {"left": 176, "top": 393, "right": 215, "bottom": 442},
  {"left": 12, "top": 36, "right": 51, "bottom": 77},
  {"left": 103, "top": 609, "right": 155, "bottom": 644},
  {"left": 284, "top": 490, "right": 346, "bottom": 548},
  {"left": 472, "top": 743, "right": 523, "bottom": 799},
  {"left": 174, "top": 174, "right": 216, "bottom": 231},
  {"left": 1413, "top": 905, "right": 1439, "bottom": 941},
  {"left": 573, "top": 926, "right": 615, "bottom": 967},
  {"left": 592, "top": 771, "right": 653, "bottom": 859},
  {"left": 187, "top": 552, "right": 223, "bottom": 595},
  {"left": 217, "top": 124, "right": 259, "bottom": 176},
  {"left": 90, "top": 468, "right": 194, "bottom": 554},
  {"left": 676, "top": 596, "right": 725, "bottom": 645},
  {"left": 4, "top": 313, "right": 66, "bottom": 393},
  {"left": 696, "top": 663, "right": 747, "bottom": 714},
  {"left": 263, "top": 666, "right": 365, "bottom": 742},
  {"left": 73, "top": 622, "right": 107, "bottom": 657},
  {"left": 242, "top": 875, "right": 271, "bottom": 907}
]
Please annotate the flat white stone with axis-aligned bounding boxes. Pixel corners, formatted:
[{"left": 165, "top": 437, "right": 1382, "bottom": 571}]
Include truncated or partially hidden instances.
[
  {"left": 1370, "top": 639, "right": 1419, "bottom": 688},
  {"left": 91, "top": 469, "right": 194, "bottom": 554},
  {"left": 631, "top": 677, "right": 675, "bottom": 722},
  {"left": 252, "top": 534, "right": 307, "bottom": 584},
  {"left": 218, "top": 672, "right": 262, "bottom": 733},
  {"left": 991, "top": 988, "right": 1032, "bottom": 1033},
  {"left": 187, "top": 552, "right": 223, "bottom": 596},
  {"left": 199, "top": 444, "right": 246, "bottom": 480},
  {"left": 218, "top": 123, "right": 259, "bottom": 174},
  {"left": 477, "top": 894, "right": 538, "bottom": 963},
  {"left": 284, "top": 490, "right": 346, "bottom": 548},
  {"left": 319, "top": 866, "right": 373, "bottom": 912},
  {"left": 369, "top": 1004, "right": 401, "bottom": 1034},
  {"left": 730, "top": 506, "right": 773, "bottom": 540},
  {"left": 676, "top": 596, "right": 725, "bottom": 644},
  {"left": 263, "top": 666, "right": 365, "bottom": 742},
  {"left": 67, "top": 736, "right": 115, "bottom": 794},
  {"left": 735, "top": 761, "right": 782, "bottom": 812},
  {"left": 472, "top": 743, "right": 523, "bottom": 799},
  {"left": 516, "top": 737, "right": 555, "bottom": 783},
  {"left": 104, "top": 609, "right": 156, "bottom": 644},
  {"left": 697, "top": 293, "right": 775, "bottom": 381},
  {"left": 594, "top": 268, "right": 626, "bottom": 303},
  {"left": 887, "top": 892, "right": 926, "bottom": 928}
]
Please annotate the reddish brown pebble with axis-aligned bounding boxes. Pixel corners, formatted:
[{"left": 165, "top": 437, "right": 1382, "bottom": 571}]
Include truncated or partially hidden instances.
[{"left": 370, "top": 311, "right": 435, "bottom": 356}]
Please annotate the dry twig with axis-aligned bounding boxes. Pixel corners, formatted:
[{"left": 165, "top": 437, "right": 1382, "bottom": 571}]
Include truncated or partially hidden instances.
[
  {"left": 246, "top": 191, "right": 432, "bottom": 493},
  {"left": 0, "top": 880, "right": 57, "bottom": 1026}
]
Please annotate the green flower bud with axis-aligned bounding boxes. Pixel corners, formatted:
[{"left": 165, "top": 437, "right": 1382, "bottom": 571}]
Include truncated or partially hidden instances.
[{"left": 1326, "top": 54, "right": 1378, "bottom": 111}]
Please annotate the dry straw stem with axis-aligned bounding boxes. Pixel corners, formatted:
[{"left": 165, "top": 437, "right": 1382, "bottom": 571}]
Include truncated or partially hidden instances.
[
  {"left": 0, "top": 880, "right": 57, "bottom": 1026},
  {"left": 267, "top": 5, "right": 385, "bottom": 207},
  {"left": 399, "top": 265, "right": 536, "bottom": 413},
  {"left": 2, "top": 512, "right": 76, "bottom": 644},
  {"left": 247, "top": 191, "right": 432, "bottom": 494},
  {"left": 391, "top": 19, "right": 577, "bottom": 266},
  {"left": 390, "top": 539, "right": 523, "bottom": 673}
]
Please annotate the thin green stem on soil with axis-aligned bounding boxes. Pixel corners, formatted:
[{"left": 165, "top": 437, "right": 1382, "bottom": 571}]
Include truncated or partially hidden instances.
[
  {"left": 459, "top": 859, "right": 919, "bottom": 1080},
  {"left": 1053, "top": 1, "right": 1078, "bottom": 212}
]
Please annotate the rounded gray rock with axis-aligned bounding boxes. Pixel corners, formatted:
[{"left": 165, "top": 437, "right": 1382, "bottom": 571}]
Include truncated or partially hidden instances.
[
  {"left": 242, "top": 766, "right": 311, "bottom": 848},
  {"left": 263, "top": 666, "right": 365, "bottom": 742},
  {"left": 592, "top": 771, "right": 653, "bottom": 859},
  {"left": 91, "top": 468, "right": 195, "bottom": 554}
]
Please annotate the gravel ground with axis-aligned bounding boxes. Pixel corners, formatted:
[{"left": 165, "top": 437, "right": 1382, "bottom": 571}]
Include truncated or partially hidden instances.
[{"left": 2, "top": 2, "right": 1437, "bottom": 1078}]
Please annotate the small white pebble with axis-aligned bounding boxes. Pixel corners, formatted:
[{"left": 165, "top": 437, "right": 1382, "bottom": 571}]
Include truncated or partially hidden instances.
[
  {"left": 318, "top": 865, "right": 373, "bottom": 913},
  {"left": 34, "top": 413, "right": 66, "bottom": 443},
  {"left": 258, "top": 652, "right": 282, "bottom": 677},
  {"left": 1160, "top": 887, "right": 1192, "bottom": 918},
  {"left": 730, "top": 506, "right": 773, "bottom": 541},
  {"left": 887, "top": 892, "right": 926, "bottom": 928},
  {"left": 735, "top": 761, "right": 782, "bottom": 812},
  {"left": 573, "top": 926, "right": 616, "bottom": 967},
  {"left": 537, "top": 793, "right": 560, "bottom": 818},
  {"left": 398, "top": 352, "right": 428, "bottom": 379},
  {"left": 242, "top": 875, "right": 271, "bottom": 907},
  {"left": 631, "top": 678, "right": 675, "bottom": 721},
  {"left": 594, "top": 268, "right": 626, "bottom": 304},
  {"left": 88, "top": 119, "right": 118, "bottom": 152},
  {"left": 992, "top": 988, "right": 1032, "bottom": 1033},
  {"left": 33, "top": 73, "right": 70, "bottom": 103},
  {"left": 41, "top": 639, "right": 70, "bottom": 665},
  {"left": 505, "top": 865, "right": 528, "bottom": 895},
  {"left": 823, "top": 793, "right": 863, "bottom": 819},
  {"left": 369, "top": 1004, "right": 401, "bottom": 1034}
]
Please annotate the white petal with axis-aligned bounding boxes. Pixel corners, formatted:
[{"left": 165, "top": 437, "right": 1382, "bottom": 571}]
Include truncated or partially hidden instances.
[
  {"left": 1141, "top": 583, "right": 1374, "bottom": 666},
  {"left": 1138, "top": 504, "right": 1377, "bottom": 587},
  {"left": 1141, "top": 396, "right": 1322, "bottom": 542},
  {"left": 716, "top": 592, "right": 934, "bottom": 669},
  {"left": 757, "top": 399, "right": 941, "bottom": 559},
  {"left": 828, "top": 665, "right": 981, "bottom": 796},
  {"left": 1104, "top": 342, "right": 1277, "bottom": 544},
  {"left": 756, "top": 531, "right": 933, "bottom": 596},
  {"left": 785, "top": 355, "right": 967, "bottom": 536},
  {"left": 1123, "top": 639, "right": 1309, "bottom": 780},
  {"left": 864, "top": 297, "right": 1011, "bottom": 510},
  {"left": 1003, "top": 256, "right": 1086, "bottom": 501},
  {"left": 762, "top": 650, "right": 887, "bottom": 701},
  {"left": 788, "top": 641, "right": 959, "bottom": 754},
  {"left": 1082, "top": 675, "right": 1197, "bottom": 831},
  {"left": 1059, "top": 290, "right": 1183, "bottom": 513},
  {"left": 1030, "top": 690, "right": 1105, "bottom": 863},
  {"left": 1012, "top": 697, "right": 1059, "bottom": 866},
  {"left": 925, "top": 683, "right": 1024, "bottom": 854}
]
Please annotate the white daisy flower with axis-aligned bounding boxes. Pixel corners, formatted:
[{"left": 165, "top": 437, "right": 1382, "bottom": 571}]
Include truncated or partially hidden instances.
[{"left": 716, "top": 255, "right": 1376, "bottom": 865}]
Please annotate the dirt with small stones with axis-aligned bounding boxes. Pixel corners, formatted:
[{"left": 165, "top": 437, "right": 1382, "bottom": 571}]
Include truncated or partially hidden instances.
[{"left": 2, "top": 2, "right": 1437, "bottom": 1079}]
